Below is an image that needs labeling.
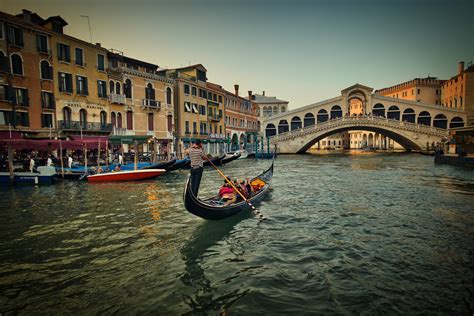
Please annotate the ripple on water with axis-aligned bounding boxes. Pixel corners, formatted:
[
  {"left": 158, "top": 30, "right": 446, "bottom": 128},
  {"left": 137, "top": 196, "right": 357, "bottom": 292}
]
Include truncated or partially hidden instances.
[{"left": 0, "top": 154, "right": 473, "bottom": 314}]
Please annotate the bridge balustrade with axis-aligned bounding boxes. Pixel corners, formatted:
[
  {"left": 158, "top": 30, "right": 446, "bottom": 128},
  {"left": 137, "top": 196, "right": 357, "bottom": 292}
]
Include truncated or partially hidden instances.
[{"left": 268, "top": 115, "right": 448, "bottom": 142}]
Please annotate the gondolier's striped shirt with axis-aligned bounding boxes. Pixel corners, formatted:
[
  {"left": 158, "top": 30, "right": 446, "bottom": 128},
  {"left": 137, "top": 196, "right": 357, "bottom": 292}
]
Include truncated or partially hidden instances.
[{"left": 189, "top": 147, "right": 204, "bottom": 168}]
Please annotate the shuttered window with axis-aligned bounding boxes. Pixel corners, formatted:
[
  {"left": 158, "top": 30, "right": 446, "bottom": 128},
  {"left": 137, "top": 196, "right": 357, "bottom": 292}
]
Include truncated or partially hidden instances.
[
  {"left": 126, "top": 111, "right": 133, "bottom": 130},
  {"left": 148, "top": 113, "right": 154, "bottom": 131}
]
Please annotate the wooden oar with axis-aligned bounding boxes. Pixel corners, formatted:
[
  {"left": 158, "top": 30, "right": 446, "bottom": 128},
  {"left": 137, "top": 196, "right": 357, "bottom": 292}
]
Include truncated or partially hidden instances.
[{"left": 204, "top": 156, "right": 266, "bottom": 221}]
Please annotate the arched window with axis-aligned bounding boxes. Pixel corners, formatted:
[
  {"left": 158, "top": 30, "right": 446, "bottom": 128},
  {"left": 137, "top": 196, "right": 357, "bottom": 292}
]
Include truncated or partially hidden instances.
[
  {"left": 304, "top": 113, "right": 315, "bottom": 127},
  {"left": 330, "top": 105, "right": 342, "bottom": 119},
  {"left": 100, "top": 111, "right": 107, "bottom": 126},
  {"left": 11, "top": 54, "right": 23, "bottom": 75},
  {"left": 40, "top": 60, "right": 52, "bottom": 80},
  {"left": 79, "top": 109, "right": 87, "bottom": 128},
  {"left": 273, "top": 106, "right": 278, "bottom": 116},
  {"left": 63, "top": 107, "right": 71, "bottom": 122},
  {"left": 372, "top": 103, "right": 385, "bottom": 117},
  {"left": 166, "top": 87, "right": 172, "bottom": 105},
  {"left": 111, "top": 112, "right": 117, "bottom": 127},
  {"left": 291, "top": 116, "right": 302, "bottom": 130},
  {"left": 116, "top": 82, "right": 121, "bottom": 95},
  {"left": 148, "top": 112, "right": 154, "bottom": 131},
  {"left": 433, "top": 114, "right": 447, "bottom": 129},
  {"left": 417, "top": 111, "right": 431, "bottom": 126},
  {"left": 109, "top": 81, "right": 115, "bottom": 94},
  {"left": 317, "top": 109, "right": 329, "bottom": 123},
  {"left": 402, "top": 108, "right": 415, "bottom": 123},
  {"left": 265, "top": 123, "right": 277, "bottom": 137},
  {"left": 449, "top": 117, "right": 464, "bottom": 128},
  {"left": 117, "top": 112, "right": 123, "bottom": 128},
  {"left": 124, "top": 79, "right": 132, "bottom": 98},
  {"left": 278, "top": 120, "right": 289, "bottom": 134},
  {"left": 387, "top": 106, "right": 400, "bottom": 120},
  {"left": 145, "top": 83, "right": 155, "bottom": 100}
]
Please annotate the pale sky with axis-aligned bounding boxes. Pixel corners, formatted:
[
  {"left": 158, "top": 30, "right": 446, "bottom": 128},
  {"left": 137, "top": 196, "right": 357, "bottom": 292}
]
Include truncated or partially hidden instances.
[{"left": 2, "top": 0, "right": 473, "bottom": 109}]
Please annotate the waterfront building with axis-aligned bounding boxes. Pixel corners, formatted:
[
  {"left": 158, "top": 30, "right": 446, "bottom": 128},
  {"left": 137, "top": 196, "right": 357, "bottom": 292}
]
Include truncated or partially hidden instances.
[
  {"left": 375, "top": 76, "right": 444, "bottom": 105},
  {"left": 0, "top": 10, "right": 56, "bottom": 137},
  {"left": 159, "top": 64, "right": 225, "bottom": 157},
  {"left": 45, "top": 17, "right": 111, "bottom": 138},
  {"left": 253, "top": 91, "right": 288, "bottom": 120},
  {"left": 440, "top": 61, "right": 474, "bottom": 125},
  {"left": 224, "top": 85, "right": 259, "bottom": 151},
  {"left": 107, "top": 51, "right": 175, "bottom": 156}
]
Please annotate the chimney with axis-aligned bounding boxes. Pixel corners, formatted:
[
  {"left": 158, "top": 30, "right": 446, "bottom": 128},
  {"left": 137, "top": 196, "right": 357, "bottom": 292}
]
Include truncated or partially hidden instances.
[
  {"left": 248, "top": 90, "right": 252, "bottom": 100},
  {"left": 458, "top": 61, "right": 465, "bottom": 74},
  {"left": 22, "top": 9, "right": 32, "bottom": 23},
  {"left": 262, "top": 91, "right": 265, "bottom": 96},
  {"left": 234, "top": 84, "right": 239, "bottom": 96}
]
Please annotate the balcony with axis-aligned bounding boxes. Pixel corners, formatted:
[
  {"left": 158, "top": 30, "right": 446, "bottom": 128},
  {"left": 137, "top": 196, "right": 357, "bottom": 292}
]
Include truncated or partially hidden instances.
[
  {"left": 58, "top": 120, "right": 113, "bottom": 133},
  {"left": 111, "top": 127, "right": 128, "bottom": 136},
  {"left": 208, "top": 113, "right": 221, "bottom": 122},
  {"left": 209, "top": 133, "right": 225, "bottom": 139},
  {"left": 109, "top": 93, "right": 126, "bottom": 105},
  {"left": 142, "top": 99, "right": 161, "bottom": 109}
]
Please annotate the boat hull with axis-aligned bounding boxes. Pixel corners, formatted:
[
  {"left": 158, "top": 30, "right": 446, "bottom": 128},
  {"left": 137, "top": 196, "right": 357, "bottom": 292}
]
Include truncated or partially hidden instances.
[
  {"left": 183, "top": 160, "right": 274, "bottom": 220},
  {"left": 87, "top": 169, "right": 166, "bottom": 182},
  {"left": 0, "top": 172, "right": 56, "bottom": 185}
]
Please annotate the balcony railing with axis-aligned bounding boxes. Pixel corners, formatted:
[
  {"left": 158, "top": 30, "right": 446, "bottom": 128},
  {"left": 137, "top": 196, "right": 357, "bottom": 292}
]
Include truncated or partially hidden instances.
[
  {"left": 208, "top": 113, "right": 221, "bottom": 122},
  {"left": 58, "top": 120, "right": 113, "bottom": 132},
  {"left": 109, "top": 93, "right": 126, "bottom": 104},
  {"left": 209, "top": 133, "right": 225, "bottom": 139},
  {"left": 142, "top": 99, "right": 161, "bottom": 109},
  {"left": 111, "top": 127, "right": 127, "bottom": 136}
]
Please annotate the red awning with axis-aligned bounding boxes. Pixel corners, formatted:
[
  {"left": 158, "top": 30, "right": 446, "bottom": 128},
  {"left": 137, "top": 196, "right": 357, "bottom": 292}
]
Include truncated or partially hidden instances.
[
  {"left": 0, "top": 139, "right": 108, "bottom": 150},
  {"left": 0, "top": 131, "right": 23, "bottom": 139}
]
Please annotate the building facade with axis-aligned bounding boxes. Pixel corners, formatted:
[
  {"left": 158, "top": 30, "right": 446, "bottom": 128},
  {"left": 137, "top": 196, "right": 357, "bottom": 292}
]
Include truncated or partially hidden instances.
[
  {"left": 375, "top": 77, "right": 444, "bottom": 105},
  {"left": 441, "top": 61, "right": 474, "bottom": 125},
  {"left": 0, "top": 10, "right": 56, "bottom": 137},
  {"left": 45, "top": 17, "right": 111, "bottom": 138},
  {"left": 159, "top": 64, "right": 225, "bottom": 157},
  {"left": 224, "top": 85, "right": 259, "bottom": 151},
  {"left": 107, "top": 51, "right": 175, "bottom": 155}
]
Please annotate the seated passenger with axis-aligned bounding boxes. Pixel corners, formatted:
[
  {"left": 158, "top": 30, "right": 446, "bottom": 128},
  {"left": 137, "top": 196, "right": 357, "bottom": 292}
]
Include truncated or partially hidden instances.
[
  {"left": 250, "top": 178, "right": 266, "bottom": 192},
  {"left": 114, "top": 164, "right": 122, "bottom": 172},
  {"left": 219, "top": 180, "right": 237, "bottom": 206}
]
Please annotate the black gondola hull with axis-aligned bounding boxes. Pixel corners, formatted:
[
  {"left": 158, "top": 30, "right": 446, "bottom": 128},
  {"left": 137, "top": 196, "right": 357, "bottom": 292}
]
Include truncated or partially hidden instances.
[{"left": 183, "top": 161, "right": 274, "bottom": 220}]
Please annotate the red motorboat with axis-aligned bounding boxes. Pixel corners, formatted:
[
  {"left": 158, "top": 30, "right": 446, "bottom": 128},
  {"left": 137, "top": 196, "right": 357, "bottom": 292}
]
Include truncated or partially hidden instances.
[{"left": 86, "top": 169, "right": 166, "bottom": 182}]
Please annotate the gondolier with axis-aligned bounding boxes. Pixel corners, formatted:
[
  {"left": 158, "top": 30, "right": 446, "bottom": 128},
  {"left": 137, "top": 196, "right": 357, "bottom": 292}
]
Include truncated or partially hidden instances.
[{"left": 187, "top": 139, "right": 206, "bottom": 197}]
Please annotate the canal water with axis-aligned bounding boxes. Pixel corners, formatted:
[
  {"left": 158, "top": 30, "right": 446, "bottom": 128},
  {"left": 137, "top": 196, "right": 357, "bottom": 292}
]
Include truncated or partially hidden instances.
[{"left": 1, "top": 153, "right": 473, "bottom": 314}]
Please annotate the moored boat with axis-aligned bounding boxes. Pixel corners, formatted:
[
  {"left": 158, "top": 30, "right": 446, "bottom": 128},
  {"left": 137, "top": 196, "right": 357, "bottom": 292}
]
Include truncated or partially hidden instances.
[
  {"left": 87, "top": 169, "right": 166, "bottom": 182},
  {"left": 183, "top": 159, "right": 274, "bottom": 220},
  {"left": 142, "top": 158, "right": 176, "bottom": 170},
  {"left": 0, "top": 166, "right": 57, "bottom": 185},
  {"left": 221, "top": 152, "right": 241, "bottom": 165}
]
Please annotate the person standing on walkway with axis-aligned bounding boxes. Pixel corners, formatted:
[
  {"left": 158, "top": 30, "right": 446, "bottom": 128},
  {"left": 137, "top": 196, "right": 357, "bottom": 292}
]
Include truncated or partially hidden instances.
[
  {"left": 29, "top": 156, "right": 35, "bottom": 173},
  {"left": 68, "top": 155, "right": 73, "bottom": 168},
  {"left": 188, "top": 139, "right": 206, "bottom": 197}
]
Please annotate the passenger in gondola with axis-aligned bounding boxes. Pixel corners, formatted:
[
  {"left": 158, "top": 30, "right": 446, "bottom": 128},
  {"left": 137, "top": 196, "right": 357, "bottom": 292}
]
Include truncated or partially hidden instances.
[
  {"left": 245, "top": 178, "right": 253, "bottom": 197},
  {"left": 219, "top": 180, "right": 237, "bottom": 206},
  {"left": 114, "top": 164, "right": 122, "bottom": 172}
]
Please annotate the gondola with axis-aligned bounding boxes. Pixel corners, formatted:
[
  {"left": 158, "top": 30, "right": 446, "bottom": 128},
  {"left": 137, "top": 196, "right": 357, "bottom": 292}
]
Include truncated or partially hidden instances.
[
  {"left": 203, "top": 154, "right": 226, "bottom": 167},
  {"left": 141, "top": 158, "right": 177, "bottom": 170},
  {"left": 183, "top": 159, "right": 274, "bottom": 220},
  {"left": 167, "top": 158, "right": 191, "bottom": 171},
  {"left": 221, "top": 152, "right": 241, "bottom": 165}
]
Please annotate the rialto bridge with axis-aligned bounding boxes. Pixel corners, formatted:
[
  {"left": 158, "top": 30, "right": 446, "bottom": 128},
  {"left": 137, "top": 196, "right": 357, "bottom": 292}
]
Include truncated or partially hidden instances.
[{"left": 263, "top": 84, "right": 467, "bottom": 153}]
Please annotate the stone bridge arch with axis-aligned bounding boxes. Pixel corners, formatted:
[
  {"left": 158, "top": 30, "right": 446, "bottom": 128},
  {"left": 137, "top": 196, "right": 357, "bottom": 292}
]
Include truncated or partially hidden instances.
[{"left": 269, "top": 116, "right": 449, "bottom": 153}]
